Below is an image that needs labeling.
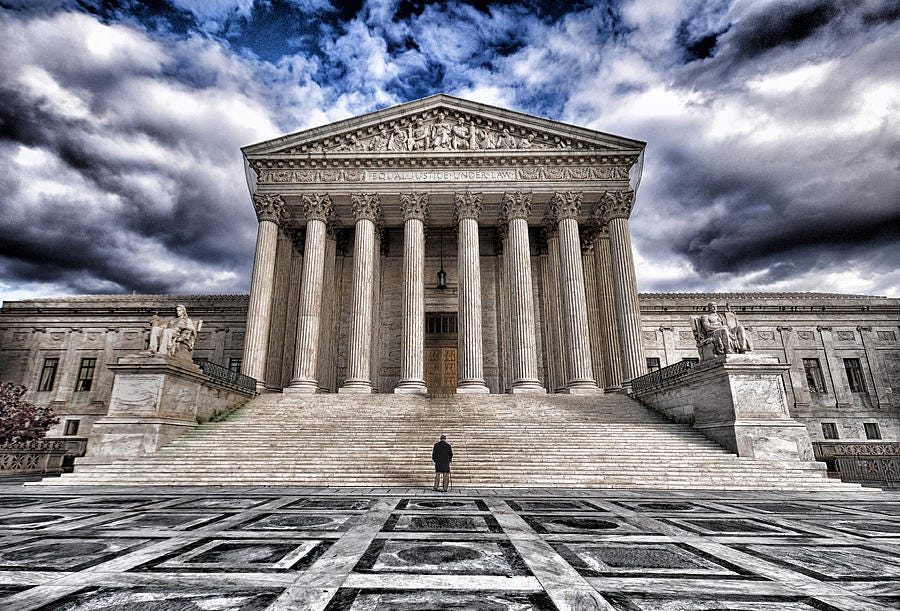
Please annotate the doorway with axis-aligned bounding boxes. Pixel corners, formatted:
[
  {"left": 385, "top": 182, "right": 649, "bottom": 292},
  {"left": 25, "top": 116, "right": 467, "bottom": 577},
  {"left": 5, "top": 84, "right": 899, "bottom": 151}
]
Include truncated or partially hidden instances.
[{"left": 424, "top": 313, "right": 458, "bottom": 395}]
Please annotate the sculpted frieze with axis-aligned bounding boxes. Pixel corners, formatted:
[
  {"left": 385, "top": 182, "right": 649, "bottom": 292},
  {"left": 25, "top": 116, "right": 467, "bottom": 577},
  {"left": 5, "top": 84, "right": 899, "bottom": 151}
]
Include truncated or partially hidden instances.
[
  {"left": 291, "top": 109, "right": 603, "bottom": 154},
  {"left": 257, "top": 165, "right": 629, "bottom": 185}
]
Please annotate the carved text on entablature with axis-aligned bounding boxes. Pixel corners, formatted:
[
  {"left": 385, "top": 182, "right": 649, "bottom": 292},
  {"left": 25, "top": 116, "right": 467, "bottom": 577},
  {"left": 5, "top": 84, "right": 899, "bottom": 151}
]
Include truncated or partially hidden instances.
[{"left": 257, "top": 165, "right": 629, "bottom": 184}]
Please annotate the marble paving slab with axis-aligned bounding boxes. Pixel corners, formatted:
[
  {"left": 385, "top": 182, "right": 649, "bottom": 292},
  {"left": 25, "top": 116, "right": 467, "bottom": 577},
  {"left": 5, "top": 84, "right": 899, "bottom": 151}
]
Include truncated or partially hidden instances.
[{"left": 0, "top": 483, "right": 897, "bottom": 610}]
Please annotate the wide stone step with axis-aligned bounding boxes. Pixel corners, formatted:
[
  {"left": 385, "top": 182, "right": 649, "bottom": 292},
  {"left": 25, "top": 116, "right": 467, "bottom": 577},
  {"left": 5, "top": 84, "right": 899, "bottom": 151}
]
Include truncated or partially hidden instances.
[{"left": 46, "top": 393, "right": 858, "bottom": 491}]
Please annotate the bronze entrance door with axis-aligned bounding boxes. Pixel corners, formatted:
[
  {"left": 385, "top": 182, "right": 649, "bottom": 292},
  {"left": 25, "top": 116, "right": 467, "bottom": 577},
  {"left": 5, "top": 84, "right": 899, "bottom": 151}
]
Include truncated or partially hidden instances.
[
  {"left": 424, "top": 313, "right": 458, "bottom": 395},
  {"left": 425, "top": 346, "right": 457, "bottom": 395}
]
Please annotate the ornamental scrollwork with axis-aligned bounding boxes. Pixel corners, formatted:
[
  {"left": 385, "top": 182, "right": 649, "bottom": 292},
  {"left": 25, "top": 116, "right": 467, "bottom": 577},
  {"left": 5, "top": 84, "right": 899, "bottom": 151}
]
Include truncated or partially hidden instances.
[
  {"left": 252, "top": 193, "right": 286, "bottom": 224},
  {"left": 400, "top": 192, "right": 429, "bottom": 222},
  {"left": 598, "top": 190, "right": 635, "bottom": 220},
  {"left": 501, "top": 191, "right": 532, "bottom": 221},
  {"left": 350, "top": 193, "right": 382, "bottom": 222},
  {"left": 454, "top": 192, "right": 483, "bottom": 222},
  {"left": 301, "top": 193, "right": 334, "bottom": 222},
  {"left": 550, "top": 192, "right": 583, "bottom": 222}
]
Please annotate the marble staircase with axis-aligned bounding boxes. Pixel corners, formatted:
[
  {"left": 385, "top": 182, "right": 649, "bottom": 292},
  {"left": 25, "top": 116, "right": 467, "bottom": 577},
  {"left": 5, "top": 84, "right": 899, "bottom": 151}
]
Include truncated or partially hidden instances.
[{"left": 47, "top": 394, "right": 859, "bottom": 489}]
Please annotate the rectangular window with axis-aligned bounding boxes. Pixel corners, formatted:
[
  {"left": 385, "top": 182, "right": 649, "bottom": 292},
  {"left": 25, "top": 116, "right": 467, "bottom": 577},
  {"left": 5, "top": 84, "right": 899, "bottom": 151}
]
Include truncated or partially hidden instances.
[
  {"left": 802, "top": 358, "right": 827, "bottom": 393},
  {"left": 37, "top": 358, "right": 59, "bottom": 392},
  {"left": 646, "top": 357, "right": 661, "bottom": 373},
  {"left": 864, "top": 422, "right": 881, "bottom": 440},
  {"left": 843, "top": 358, "right": 866, "bottom": 393},
  {"left": 74, "top": 358, "right": 97, "bottom": 392},
  {"left": 63, "top": 420, "right": 80, "bottom": 436},
  {"left": 821, "top": 422, "right": 839, "bottom": 440},
  {"left": 228, "top": 358, "right": 242, "bottom": 373},
  {"left": 425, "top": 314, "right": 457, "bottom": 335}
]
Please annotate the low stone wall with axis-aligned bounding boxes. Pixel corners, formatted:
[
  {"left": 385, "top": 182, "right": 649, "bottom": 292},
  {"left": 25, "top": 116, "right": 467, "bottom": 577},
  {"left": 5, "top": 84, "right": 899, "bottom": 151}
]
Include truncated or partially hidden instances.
[
  {"left": 0, "top": 438, "right": 88, "bottom": 476},
  {"left": 80, "top": 355, "right": 255, "bottom": 466},
  {"left": 632, "top": 354, "right": 815, "bottom": 462}
]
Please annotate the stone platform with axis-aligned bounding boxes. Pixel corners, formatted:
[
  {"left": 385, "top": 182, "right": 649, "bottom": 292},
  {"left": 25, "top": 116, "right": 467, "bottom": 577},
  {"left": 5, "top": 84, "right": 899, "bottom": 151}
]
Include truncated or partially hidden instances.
[{"left": 0, "top": 482, "right": 897, "bottom": 610}]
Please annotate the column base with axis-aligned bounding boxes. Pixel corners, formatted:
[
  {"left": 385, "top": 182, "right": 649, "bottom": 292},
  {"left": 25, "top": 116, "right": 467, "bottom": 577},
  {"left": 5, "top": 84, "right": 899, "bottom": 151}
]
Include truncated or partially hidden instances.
[
  {"left": 339, "top": 382, "right": 373, "bottom": 394},
  {"left": 284, "top": 380, "right": 320, "bottom": 394},
  {"left": 394, "top": 382, "right": 428, "bottom": 394},
  {"left": 456, "top": 381, "right": 490, "bottom": 394},
  {"left": 510, "top": 381, "right": 547, "bottom": 394},
  {"left": 560, "top": 383, "right": 602, "bottom": 395}
]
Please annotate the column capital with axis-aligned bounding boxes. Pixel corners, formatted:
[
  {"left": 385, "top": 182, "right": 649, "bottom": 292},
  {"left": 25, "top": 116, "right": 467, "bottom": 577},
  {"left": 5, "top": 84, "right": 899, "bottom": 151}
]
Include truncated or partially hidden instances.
[
  {"left": 301, "top": 193, "right": 334, "bottom": 222},
  {"left": 501, "top": 191, "right": 532, "bottom": 220},
  {"left": 599, "top": 189, "right": 635, "bottom": 220},
  {"left": 454, "top": 192, "right": 483, "bottom": 222},
  {"left": 857, "top": 325, "right": 873, "bottom": 332},
  {"left": 777, "top": 326, "right": 793, "bottom": 332},
  {"left": 252, "top": 193, "right": 286, "bottom": 224},
  {"left": 550, "top": 191, "right": 583, "bottom": 221},
  {"left": 350, "top": 193, "right": 382, "bottom": 222},
  {"left": 400, "top": 192, "right": 429, "bottom": 221}
]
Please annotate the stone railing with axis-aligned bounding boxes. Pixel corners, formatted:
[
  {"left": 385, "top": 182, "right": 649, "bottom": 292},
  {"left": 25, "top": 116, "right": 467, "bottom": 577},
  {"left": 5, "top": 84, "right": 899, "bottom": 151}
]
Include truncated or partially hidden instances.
[
  {"left": 0, "top": 437, "right": 88, "bottom": 476},
  {"left": 630, "top": 360, "right": 695, "bottom": 395},
  {"left": 813, "top": 441, "right": 900, "bottom": 487},
  {"left": 197, "top": 360, "right": 257, "bottom": 395}
]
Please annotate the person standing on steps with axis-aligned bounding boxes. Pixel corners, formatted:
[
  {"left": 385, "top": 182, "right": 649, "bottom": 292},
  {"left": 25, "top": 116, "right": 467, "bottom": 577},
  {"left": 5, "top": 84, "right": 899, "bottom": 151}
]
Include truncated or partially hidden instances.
[{"left": 432, "top": 435, "right": 452, "bottom": 492}]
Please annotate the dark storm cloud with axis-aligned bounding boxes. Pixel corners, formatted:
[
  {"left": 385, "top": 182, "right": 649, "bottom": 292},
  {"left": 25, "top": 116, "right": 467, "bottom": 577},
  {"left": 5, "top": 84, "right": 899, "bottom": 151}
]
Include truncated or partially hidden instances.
[{"left": 0, "top": 0, "right": 897, "bottom": 299}]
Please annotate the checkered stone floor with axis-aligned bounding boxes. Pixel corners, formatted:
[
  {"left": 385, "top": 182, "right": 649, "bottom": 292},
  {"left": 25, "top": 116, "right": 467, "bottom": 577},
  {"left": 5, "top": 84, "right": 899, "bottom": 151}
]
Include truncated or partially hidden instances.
[{"left": 0, "top": 483, "right": 897, "bottom": 610}]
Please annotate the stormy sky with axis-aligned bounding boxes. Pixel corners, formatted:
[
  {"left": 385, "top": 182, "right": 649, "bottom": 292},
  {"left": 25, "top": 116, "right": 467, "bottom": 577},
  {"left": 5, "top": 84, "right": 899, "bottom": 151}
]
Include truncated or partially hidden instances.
[{"left": 0, "top": 0, "right": 897, "bottom": 301}]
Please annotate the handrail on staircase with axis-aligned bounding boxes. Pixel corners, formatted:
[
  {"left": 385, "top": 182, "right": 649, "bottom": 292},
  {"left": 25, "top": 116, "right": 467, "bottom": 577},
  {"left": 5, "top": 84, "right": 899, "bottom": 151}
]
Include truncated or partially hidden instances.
[
  {"left": 630, "top": 360, "right": 695, "bottom": 395},
  {"left": 196, "top": 360, "right": 257, "bottom": 394}
]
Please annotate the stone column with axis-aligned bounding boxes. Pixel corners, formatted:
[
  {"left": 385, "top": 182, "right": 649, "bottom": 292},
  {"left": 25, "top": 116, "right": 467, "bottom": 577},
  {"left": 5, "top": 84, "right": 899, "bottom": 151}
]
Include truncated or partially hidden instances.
[
  {"left": 394, "top": 193, "right": 429, "bottom": 394},
  {"left": 817, "top": 326, "right": 852, "bottom": 408},
  {"left": 551, "top": 192, "right": 599, "bottom": 393},
  {"left": 603, "top": 190, "right": 644, "bottom": 388},
  {"left": 340, "top": 194, "right": 381, "bottom": 393},
  {"left": 502, "top": 192, "right": 545, "bottom": 393},
  {"left": 581, "top": 228, "right": 606, "bottom": 387},
  {"left": 242, "top": 193, "right": 285, "bottom": 392},
  {"left": 454, "top": 193, "right": 490, "bottom": 394},
  {"left": 287, "top": 193, "right": 333, "bottom": 393},
  {"left": 858, "top": 326, "right": 891, "bottom": 408},
  {"left": 541, "top": 225, "right": 567, "bottom": 392},
  {"left": 593, "top": 223, "right": 622, "bottom": 390}
]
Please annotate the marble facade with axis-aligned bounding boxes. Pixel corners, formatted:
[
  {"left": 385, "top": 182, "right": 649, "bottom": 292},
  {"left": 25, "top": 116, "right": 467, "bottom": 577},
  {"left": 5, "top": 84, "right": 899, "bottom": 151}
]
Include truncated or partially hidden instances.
[{"left": 0, "top": 96, "right": 898, "bottom": 454}]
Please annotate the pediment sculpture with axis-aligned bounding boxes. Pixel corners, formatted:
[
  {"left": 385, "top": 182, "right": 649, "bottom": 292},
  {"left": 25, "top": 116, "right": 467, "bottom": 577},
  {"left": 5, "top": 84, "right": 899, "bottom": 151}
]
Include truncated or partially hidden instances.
[
  {"left": 147, "top": 305, "right": 203, "bottom": 360},
  {"left": 293, "top": 109, "right": 598, "bottom": 155},
  {"left": 691, "top": 302, "right": 752, "bottom": 360}
]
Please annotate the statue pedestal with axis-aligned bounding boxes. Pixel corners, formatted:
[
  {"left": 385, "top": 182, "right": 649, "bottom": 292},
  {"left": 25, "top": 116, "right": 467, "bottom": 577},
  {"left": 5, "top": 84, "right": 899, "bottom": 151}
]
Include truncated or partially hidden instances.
[
  {"left": 80, "top": 355, "right": 208, "bottom": 465},
  {"left": 633, "top": 354, "right": 815, "bottom": 462},
  {"left": 689, "top": 354, "right": 814, "bottom": 461}
]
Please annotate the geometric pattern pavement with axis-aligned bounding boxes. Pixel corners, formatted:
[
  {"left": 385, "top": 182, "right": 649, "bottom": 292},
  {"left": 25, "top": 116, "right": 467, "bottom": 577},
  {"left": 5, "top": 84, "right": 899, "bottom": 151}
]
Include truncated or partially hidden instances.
[{"left": 0, "top": 484, "right": 897, "bottom": 610}]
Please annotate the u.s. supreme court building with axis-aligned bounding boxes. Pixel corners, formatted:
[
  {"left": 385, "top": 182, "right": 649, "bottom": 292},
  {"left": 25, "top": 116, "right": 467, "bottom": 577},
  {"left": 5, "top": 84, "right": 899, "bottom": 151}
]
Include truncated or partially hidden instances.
[{"left": 1, "top": 95, "right": 898, "bottom": 485}]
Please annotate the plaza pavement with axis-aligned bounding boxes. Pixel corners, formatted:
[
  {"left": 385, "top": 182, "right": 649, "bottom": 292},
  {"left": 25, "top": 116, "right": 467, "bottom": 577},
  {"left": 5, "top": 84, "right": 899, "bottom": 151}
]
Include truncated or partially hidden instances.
[{"left": 0, "top": 480, "right": 898, "bottom": 610}]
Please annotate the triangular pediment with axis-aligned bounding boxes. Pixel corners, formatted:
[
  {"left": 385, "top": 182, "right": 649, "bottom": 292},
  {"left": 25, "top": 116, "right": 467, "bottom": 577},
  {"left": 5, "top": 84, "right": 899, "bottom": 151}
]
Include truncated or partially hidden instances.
[{"left": 242, "top": 94, "right": 645, "bottom": 157}]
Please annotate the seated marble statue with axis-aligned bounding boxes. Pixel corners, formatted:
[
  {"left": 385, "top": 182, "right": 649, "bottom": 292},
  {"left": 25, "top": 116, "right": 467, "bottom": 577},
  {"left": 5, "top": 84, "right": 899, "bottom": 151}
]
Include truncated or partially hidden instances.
[
  {"left": 146, "top": 305, "right": 202, "bottom": 360},
  {"left": 691, "top": 302, "right": 751, "bottom": 360}
]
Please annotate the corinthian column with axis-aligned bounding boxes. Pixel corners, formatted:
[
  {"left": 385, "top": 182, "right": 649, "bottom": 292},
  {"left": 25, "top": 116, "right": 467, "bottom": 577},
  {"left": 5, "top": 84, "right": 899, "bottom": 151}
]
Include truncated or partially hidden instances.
[
  {"left": 455, "top": 193, "right": 490, "bottom": 394},
  {"left": 242, "top": 193, "right": 286, "bottom": 392},
  {"left": 551, "top": 192, "right": 599, "bottom": 393},
  {"left": 394, "top": 193, "right": 428, "bottom": 394},
  {"left": 603, "top": 190, "right": 644, "bottom": 387},
  {"left": 502, "top": 192, "right": 545, "bottom": 394},
  {"left": 592, "top": 220, "right": 622, "bottom": 390},
  {"left": 287, "top": 193, "right": 333, "bottom": 393},
  {"left": 340, "top": 194, "right": 381, "bottom": 393}
]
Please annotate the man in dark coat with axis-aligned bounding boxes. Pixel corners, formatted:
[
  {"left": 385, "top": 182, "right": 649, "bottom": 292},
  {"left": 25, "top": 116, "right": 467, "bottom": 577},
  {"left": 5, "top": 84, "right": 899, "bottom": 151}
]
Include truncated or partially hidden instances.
[{"left": 432, "top": 435, "right": 452, "bottom": 492}]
